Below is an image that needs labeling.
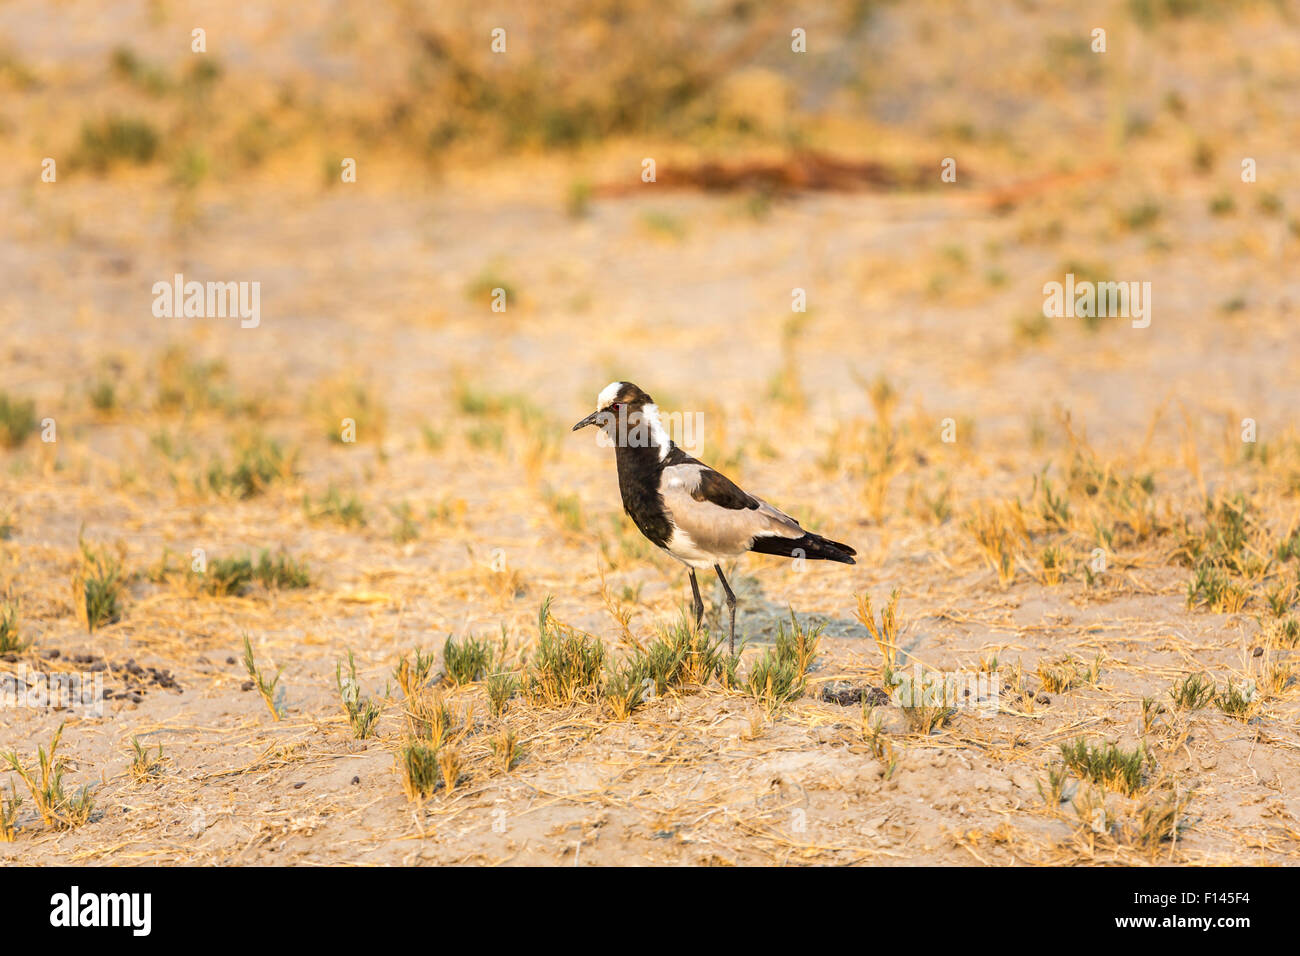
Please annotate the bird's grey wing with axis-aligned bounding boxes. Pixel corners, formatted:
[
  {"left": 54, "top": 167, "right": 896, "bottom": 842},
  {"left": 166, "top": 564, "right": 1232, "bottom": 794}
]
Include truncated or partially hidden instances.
[
  {"left": 660, "top": 463, "right": 803, "bottom": 555},
  {"left": 689, "top": 464, "right": 805, "bottom": 535}
]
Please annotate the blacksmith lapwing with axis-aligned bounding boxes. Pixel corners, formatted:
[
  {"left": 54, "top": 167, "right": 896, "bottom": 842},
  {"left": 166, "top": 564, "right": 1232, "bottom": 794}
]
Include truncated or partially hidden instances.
[{"left": 573, "top": 382, "right": 856, "bottom": 653}]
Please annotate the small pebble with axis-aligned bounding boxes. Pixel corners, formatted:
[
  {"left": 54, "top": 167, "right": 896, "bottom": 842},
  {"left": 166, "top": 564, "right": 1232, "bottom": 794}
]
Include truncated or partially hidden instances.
[
  {"left": 1252, "top": 646, "right": 1264, "bottom": 657},
  {"left": 351, "top": 776, "right": 360, "bottom": 785}
]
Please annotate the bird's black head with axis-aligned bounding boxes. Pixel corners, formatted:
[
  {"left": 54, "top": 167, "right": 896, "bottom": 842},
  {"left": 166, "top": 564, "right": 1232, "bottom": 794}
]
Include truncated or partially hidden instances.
[{"left": 571, "top": 381, "right": 655, "bottom": 433}]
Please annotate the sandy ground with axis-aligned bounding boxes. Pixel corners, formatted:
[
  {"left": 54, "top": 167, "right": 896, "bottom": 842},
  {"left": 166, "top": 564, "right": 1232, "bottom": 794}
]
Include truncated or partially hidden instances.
[{"left": 1, "top": 0, "right": 1299, "bottom": 865}]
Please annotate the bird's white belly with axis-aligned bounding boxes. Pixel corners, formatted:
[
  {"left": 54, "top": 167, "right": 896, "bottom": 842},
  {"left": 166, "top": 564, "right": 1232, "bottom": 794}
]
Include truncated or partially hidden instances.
[{"left": 661, "top": 526, "right": 742, "bottom": 569}]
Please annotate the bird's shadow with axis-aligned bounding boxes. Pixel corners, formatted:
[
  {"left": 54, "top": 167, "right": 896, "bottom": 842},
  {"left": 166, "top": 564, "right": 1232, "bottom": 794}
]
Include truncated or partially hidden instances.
[{"left": 697, "top": 570, "right": 896, "bottom": 654}]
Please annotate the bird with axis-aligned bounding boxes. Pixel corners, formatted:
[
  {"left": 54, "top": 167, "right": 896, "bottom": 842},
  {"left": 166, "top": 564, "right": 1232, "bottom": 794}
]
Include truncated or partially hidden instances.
[{"left": 572, "top": 381, "right": 856, "bottom": 653}]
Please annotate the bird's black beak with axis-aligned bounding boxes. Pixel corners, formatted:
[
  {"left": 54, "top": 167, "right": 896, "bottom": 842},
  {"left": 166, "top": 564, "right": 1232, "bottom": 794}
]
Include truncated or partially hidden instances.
[{"left": 571, "top": 411, "right": 603, "bottom": 431}]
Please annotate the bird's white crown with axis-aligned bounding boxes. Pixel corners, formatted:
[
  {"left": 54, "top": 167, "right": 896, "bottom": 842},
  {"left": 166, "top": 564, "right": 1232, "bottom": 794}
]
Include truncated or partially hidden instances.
[{"left": 596, "top": 381, "right": 625, "bottom": 408}]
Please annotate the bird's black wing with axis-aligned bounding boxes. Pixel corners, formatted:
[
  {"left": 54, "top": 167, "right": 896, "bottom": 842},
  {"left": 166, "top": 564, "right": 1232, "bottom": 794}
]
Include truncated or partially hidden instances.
[
  {"left": 662, "top": 446, "right": 757, "bottom": 511},
  {"left": 692, "top": 468, "right": 759, "bottom": 511}
]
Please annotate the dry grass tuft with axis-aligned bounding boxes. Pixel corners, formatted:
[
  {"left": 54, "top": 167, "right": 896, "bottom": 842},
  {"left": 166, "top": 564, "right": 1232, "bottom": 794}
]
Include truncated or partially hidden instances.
[
  {"left": 966, "top": 501, "right": 1028, "bottom": 587},
  {"left": 128, "top": 737, "right": 166, "bottom": 784},
  {"left": 854, "top": 589, "right": 900, "bottom": 671},
  {"left": 2, "top": 723, "right": 95, "bottom": 830},
  {"left": 336, "top": 650, "right": 381, "bottom": 739},
  {"left": 243, "top": 634, "right": 285, "bottom": 721},
  {"left": 0, "top": 601, "right": 26, "bottom": 653}
]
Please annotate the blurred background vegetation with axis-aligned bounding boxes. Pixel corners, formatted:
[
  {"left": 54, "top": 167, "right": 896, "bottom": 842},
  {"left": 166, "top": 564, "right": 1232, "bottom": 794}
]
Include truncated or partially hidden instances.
[{"left": 5, "top": 0, "right": 1292, "bottom": 190}]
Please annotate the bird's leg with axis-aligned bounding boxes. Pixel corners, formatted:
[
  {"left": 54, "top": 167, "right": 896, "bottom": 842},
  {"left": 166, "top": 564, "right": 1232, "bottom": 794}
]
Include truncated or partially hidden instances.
[
  {"left": 714, "top": 563, "right": 738, "bottom": 655},
  {"left": 688, "top": 569, "right": 704, "bottom": 633}
]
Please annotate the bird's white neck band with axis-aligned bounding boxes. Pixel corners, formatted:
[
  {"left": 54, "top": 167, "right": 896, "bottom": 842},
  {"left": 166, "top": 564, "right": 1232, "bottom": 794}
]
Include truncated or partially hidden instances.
[{"left": 641, "top": 404, "right": 671, "bottom": 461}]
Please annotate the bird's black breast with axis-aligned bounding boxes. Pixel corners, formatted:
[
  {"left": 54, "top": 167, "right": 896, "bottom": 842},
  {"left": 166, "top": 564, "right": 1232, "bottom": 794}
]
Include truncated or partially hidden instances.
[{"left": 614, "top": 442, "right": 674, "bottom": 548}]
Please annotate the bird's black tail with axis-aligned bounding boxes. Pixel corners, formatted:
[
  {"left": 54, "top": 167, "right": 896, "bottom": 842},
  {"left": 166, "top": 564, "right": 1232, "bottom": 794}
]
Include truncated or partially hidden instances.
[{"left": 750, "top": 532, "right": 856, "bottom": 565}]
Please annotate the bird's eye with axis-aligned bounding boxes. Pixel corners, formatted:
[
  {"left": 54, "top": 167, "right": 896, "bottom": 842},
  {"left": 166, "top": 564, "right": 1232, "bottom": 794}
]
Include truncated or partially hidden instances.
[{"left": 610, "top": 402, "right": 624, "bottom": 410}]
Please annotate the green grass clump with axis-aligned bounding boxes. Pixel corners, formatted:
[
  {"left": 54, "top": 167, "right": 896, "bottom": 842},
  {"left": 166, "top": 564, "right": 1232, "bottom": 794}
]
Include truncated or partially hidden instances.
[
  {"left": 87, "top": 377, "right": 118, "bottom": 413},
  {"left": 1169, "top": 672, "right": 1215, "bottom": 710},
  {"left": 894, "top": 669, "right": 958, "bottom": 734},
  {"left": 1059, "top": 738, "right": 1146, "bottom": 796},
  {"left": 389, "top": 501, "right": 420, "bottom": 543},
  {"left": 1186, "top": 561, "right": 1249, "bottom": 613},
  {"left": 201, "top": 555, "right": 255, "bottom": 596},
  {"left": 191, "top": 550, "right": 308, "bottom": 595},
  {"left": 634, "top": 620, "right": 703, "bottom": 695},
  {"left": 77, "top": 541, "right": 125, "bottom": 631},
  {"left": 773, "top": 610, "right": 824, "bottom": 675},
  {"left": 206, "top": 434, "right": 296, "bottom": 499},
  {"left": 542, "top": 487, "right": 585, "bottom": 533},
  {"left": 254, "top": 550, "right": 310, "bottom": 589},
  {"left": 1038, "top": 654, "right": 1100, "bottom": 693},
  {"left": 639, "top": 635, "right": 686, "bottom": 695},
  {"left": 487, "top": 672, "right": 518, "bottom": 717},
  {"left": 400, "top": 738, "right": 441, "bottom": 801},
  {"left": 1182, "top": 496, "right": 1265, "bottom": 613},
  {"left": 0, "top": 602, "right": 26, "bottom": 653},
  {"left": 861, "top": 706, "right": 898, "bottom": 777},
  {"left": 304, "top": 485, "right": 366, "bottom": 527},
  {"left": 393, "top": 648, "right": 438, "bottom": 700},
  {"left": 1208, "top": 191, "right": 1235, "bottom": 216},
  {"left": 1216, "top": 679, "right": 1258, "bottom": 722},
  {"left": 2, "top": 723, "right": 95, "bottom": 830},
  {"left": 0, "top": 786, "right": 20, "bottom": 841},
  {"left": 316, "top": 379, "right": 386, "bottom": 444},
  {"left": 524, "top": 596, "right": 605, "bottom": 706},
  {"left": 443, "top": 634, "right": 495, "bottom": 685},
  {"left": 464, "top": 269, "right": 518, "bottom": 308},
  {"left": 603, "top": 658, "right": 649, "bottom": 720},
  {"left": 742, "top": 610, "right": 824, "bottom": 715},
  {"left": 1125, "top": 787, "right": 1192, "bottom": 851},
  {"left": 110, "top": 46, "right": 170, "bottom": 95},
  {"left": 1119, "top": 199, "right": 1162, "bottom": 231},
  {"left": 745, "top": 651, "right": 804, "bottom": 715},
  {"left": 0, "top": 392, "right": 37, "bottom": 448},
  {"left": 336, "top": 650, "right": 381, "bottom": 739},
  {"left": 242, "top": 634, "right": 284, "bottom": 721},
  {"left": 156, "top": 346, "right": 230, "bottom": 413},
  {"left": 128, "top": 738, "right": 166, "bottom": 784},
  {"left": 74, "top": 116, "right": 158, "bottom": 171}
]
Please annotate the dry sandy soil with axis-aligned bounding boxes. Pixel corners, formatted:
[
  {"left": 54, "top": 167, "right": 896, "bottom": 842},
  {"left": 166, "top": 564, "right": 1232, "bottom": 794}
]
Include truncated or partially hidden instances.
[{"left": 1, "top": 0, "right": 1299, "bottom": 865}]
